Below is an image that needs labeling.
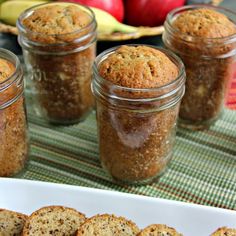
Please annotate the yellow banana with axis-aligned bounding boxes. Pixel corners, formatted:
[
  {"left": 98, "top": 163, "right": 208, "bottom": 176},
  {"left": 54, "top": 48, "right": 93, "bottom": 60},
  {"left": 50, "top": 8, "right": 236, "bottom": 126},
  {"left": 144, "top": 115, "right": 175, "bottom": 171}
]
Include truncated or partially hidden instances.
[
  {"left": 0, "top": 0, "right": 44, "bottom": 5},
  {"left": 0, "top": 0, "right": 48, "bottom": 25},
  {"left": 0, "top": 1, "right": 137, "bottom": 34},
  {"left": 90, "top": 7, "right": 136, "bottom": 34}
]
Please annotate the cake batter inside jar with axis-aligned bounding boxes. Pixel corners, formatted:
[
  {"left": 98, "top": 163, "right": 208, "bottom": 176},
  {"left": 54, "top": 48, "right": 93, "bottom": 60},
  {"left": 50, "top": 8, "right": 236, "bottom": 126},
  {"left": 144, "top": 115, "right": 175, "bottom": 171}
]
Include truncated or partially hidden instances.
[
  {"left": 163, "top": 5, "right": 236, "bottom": 130},
  {"left": 17, "top": 2, "right": 97, "bottom": 124},
  {"left": 92, "top": 45, "right": 185, "bottom": 185},
  {"left": 0, "top": 49, "right": 28, "bottom": 177}
]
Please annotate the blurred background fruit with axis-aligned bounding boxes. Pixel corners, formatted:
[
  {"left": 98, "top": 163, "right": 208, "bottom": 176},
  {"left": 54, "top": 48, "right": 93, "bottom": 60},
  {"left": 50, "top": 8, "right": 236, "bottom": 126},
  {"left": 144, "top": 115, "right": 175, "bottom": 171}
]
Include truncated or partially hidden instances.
[
  {"left": 125, "top": 0, "right": 185, "bottom": 27},
  {"left": 0, "top": 0, "right": 47, "bottom": 25},
  {"left": 72, "top": 0, "right": 124, "bottom": 22}
]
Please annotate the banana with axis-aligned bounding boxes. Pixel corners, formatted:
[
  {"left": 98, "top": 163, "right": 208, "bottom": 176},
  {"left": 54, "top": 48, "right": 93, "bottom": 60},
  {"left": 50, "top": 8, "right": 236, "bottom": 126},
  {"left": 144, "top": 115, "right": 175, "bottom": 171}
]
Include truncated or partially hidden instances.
[
  {"left": 0, "top": 0, "right": 41, "bottom": 7},
  {"left": 0, "top": 0, "right": 48, "bottom": 25},
  {"left": 90, "top": 7, "right": 137, "bottom": 34}
]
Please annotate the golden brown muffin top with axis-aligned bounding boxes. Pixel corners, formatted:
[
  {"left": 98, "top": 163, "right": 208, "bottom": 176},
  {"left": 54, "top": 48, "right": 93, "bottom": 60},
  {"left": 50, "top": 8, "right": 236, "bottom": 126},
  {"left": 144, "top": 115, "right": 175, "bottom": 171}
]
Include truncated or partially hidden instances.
[
  {"left": 99, "top": 45, "right": 179, "bottom": 89},
  {"left": 22, "top": 4, "right": 92, "bottom": 35},
  {"left": 172, "top": 8, "right": 236, "bottom": 38},
  {"left": 0, "top": 58, "right": 15, "bottom": 83}
]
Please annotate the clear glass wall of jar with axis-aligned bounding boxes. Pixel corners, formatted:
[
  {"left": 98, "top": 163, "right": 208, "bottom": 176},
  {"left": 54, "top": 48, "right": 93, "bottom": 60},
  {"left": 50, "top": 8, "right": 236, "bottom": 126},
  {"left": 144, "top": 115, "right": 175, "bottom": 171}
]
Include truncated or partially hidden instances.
[
  {"left": 163, "top": 5, "right": 236, "bottom": 130},
  {"left": 0, "top": 48, "right": 28, "bottom": 177},
  {"left": 17, "top": 2, "right": 97, "bottom": 124},
  {"left": 92, "top": 46, "right": 185, "bottom": 185}
]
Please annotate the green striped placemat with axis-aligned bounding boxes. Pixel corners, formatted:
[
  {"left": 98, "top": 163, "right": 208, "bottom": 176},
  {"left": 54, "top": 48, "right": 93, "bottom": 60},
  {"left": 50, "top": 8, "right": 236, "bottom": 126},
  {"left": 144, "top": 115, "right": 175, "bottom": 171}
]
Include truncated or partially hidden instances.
[{"left": 20, "top": 108, "right": 236, "bottom": 210}]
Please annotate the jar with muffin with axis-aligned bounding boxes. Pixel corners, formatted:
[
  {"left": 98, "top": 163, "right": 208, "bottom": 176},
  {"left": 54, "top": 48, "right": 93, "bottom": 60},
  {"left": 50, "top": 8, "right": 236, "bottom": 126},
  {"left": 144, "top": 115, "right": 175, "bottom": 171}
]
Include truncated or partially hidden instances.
[
  {"left": 17, "top": 2, "right": 97, "bottom": 124},
  {"left": 92, "top": 45, "right": 185, "bottom": 185},
  {"left": 163, "top": 5, "right": 236, "bottom": 130},
  {"left": 0, "top": 48, "right": 28, "bottom": 177}
]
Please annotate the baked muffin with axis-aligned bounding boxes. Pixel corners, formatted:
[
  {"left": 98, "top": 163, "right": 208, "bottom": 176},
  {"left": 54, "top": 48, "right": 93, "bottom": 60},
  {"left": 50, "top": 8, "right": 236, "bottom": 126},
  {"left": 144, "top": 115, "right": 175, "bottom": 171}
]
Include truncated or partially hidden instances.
[
  {"left": 22, "top": 4, "right": 92, "bottom": 44},
  {"left": 76, "top": 214, "right": 140, "bottom": 236},
  {"left": 18, "top": 3, "right": 96, "bottom": 124},
  {"left": 211, "top": 227, "right": 236, "bottom": 236},
  {"left": 94, "top": 45, "right": 184, "bottom": 183},
  {"left": 0, "top": 58, "right": 14, "bottom": 82},
  {"left": 172, "top": 8, "right": 236, "bottom": 38},
  {"left": 138, "top": 224, "right": 183, "bottom": 236},
  {"left": 22, "top": 206, "right": 86, "bottom": 236},
  {"left": 99, "top": 45, "right": 178, "bottom": 89},
  {"left": 0, "top": 209, "right": 27, "bottom": 236},
  {"left": 163, "top": 7, "right": 236, "bottom": 129},
  {"left": 0, "top": 56, "right": 28, "bottom": 177}
]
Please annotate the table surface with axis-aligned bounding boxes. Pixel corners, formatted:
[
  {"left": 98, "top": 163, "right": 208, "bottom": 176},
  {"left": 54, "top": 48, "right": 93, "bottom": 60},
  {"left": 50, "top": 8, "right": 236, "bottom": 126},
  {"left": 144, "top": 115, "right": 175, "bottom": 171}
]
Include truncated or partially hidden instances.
[
  {"left": 1, "top": 0, "right": 236, "bottom": 212},
  {"left": 20, "top": 105, "right": 236, "bottom": 210}
]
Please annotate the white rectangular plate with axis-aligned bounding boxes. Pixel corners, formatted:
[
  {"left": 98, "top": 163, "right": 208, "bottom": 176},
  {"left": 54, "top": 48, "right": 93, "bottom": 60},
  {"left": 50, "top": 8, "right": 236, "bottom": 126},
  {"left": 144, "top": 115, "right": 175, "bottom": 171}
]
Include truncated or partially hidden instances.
[{"left": 0, "top": 178, "right": 235, "bottom": 236}]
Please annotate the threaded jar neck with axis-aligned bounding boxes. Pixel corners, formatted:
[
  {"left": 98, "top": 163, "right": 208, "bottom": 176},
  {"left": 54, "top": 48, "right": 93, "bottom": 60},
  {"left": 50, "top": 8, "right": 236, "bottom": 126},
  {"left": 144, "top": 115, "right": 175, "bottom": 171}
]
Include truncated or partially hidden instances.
[{"left": 0, "top": 49, "right": 24, "bottom": 109}]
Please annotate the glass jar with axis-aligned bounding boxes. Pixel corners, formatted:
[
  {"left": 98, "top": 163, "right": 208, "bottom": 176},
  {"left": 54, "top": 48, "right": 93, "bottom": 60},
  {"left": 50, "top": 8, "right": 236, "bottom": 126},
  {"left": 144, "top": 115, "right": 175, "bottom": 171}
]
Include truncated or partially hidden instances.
[
  {"left": 17, "top": 2, "right": 97, "bottom": 124},
  {"left": 163, "top": 5, "right": 236, "bottom": 130},
  {"left": 92, "top": 46, "right": 185, "bottom": 185},
  {"left": 0, "top": 48, "right": 28, "bottom": 177}
]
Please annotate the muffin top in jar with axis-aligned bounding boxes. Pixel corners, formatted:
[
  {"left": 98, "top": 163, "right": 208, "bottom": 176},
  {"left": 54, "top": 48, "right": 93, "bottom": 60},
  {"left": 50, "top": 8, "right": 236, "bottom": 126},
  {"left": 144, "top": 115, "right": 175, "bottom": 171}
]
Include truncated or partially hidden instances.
[
  {"left": 99, "top": 45, "right": 179, "bottom": 89},
  {"left": 19, "top": 3, "right": 95, "bottom": 44},
  {"left": 172, "top": 8, "right": 236, "bottom": 38},
  {"left": 0, "top": 56, "right": 20, "bottom": 107},
  {"left": 22, "top": 5, "right": 91, "bottom": 35},
  {"left": 0, "top": 58, "right": 14, "bottom": 82}
]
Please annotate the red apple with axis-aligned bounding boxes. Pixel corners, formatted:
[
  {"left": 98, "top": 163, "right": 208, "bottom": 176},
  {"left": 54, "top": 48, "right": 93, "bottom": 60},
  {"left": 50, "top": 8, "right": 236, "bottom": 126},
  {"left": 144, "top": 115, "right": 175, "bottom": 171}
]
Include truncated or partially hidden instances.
[
  {"left": 125, "top": 0, "right": 185, "bottom": 26},
  {"left": 74, "top": 0, "right": 124, "bottom": 22}
]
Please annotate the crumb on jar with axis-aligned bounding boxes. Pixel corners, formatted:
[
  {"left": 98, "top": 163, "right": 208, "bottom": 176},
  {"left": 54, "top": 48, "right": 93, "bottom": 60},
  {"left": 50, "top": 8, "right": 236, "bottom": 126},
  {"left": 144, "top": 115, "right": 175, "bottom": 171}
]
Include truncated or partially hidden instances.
[
  {"left": 0, "top": 58, "right": 28, "bottom": 177},
  {"left": 96, "top": 45, "right": 180, "bottom": 183}
]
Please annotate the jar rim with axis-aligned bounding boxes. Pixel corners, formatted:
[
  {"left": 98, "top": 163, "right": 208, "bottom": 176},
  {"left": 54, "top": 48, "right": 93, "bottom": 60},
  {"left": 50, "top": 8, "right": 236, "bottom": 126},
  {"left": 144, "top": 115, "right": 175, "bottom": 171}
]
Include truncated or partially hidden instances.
[
  {"left": 165, "top": 4, "right": 236, "bottom": 43},
  {"left": 0, "top": 48, "right": 24, "bottom": 109},
  {"left": 16, "top": 2, "right": 96, "bottom": 44},
  {"left": 0, "top": 48, "right": 21, "bottom": 88},
  {"left": 93, "top": 44, "right": 185, "bottom": 94}
]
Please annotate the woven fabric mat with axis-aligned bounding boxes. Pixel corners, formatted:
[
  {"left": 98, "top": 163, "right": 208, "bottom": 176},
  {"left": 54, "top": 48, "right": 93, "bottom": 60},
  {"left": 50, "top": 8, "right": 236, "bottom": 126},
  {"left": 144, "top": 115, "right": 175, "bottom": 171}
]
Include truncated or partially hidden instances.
[{"left": 19, "top": 108, "right": 236, "bottom": 210}]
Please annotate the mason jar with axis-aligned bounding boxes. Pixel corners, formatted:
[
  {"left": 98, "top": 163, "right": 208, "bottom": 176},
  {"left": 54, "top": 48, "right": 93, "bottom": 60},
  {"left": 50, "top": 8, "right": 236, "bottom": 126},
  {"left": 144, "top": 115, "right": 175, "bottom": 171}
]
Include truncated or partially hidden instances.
[
  {"left": 0, "top": 48, "right": 28, "bottom": 177},
  {"left": 17, "top": 2, "right": 97, "bottom": 124},
  {"left": 163, "top": 5, "right": 236, "bottom": 130},
  {"left": 92, "top": 45, "right": 185, "bottom": 185}
]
